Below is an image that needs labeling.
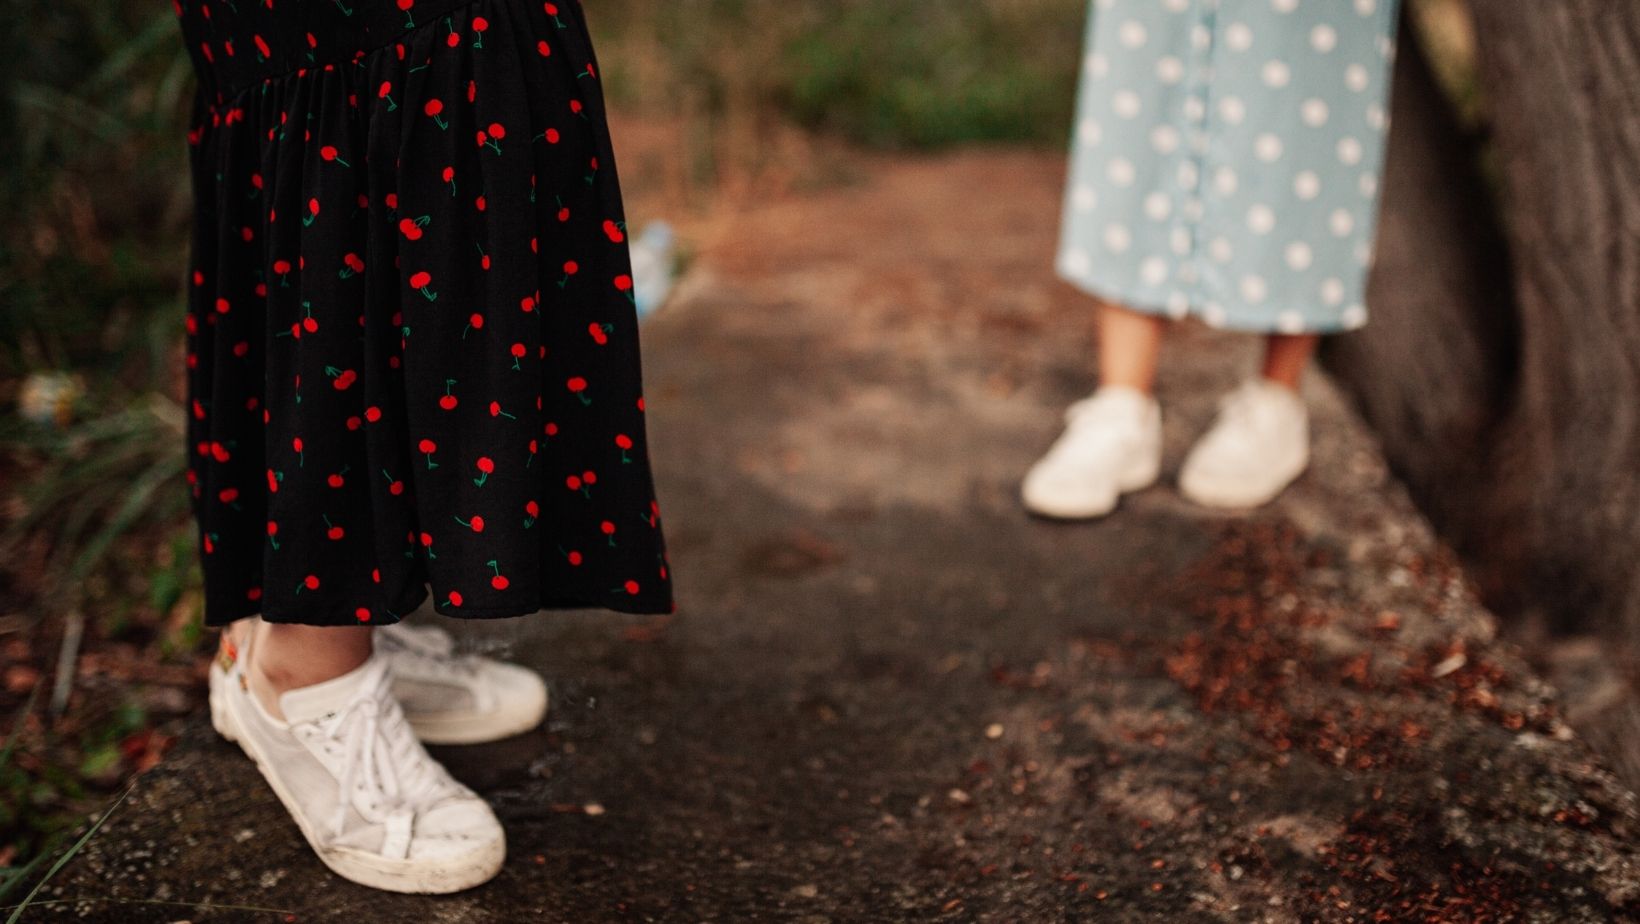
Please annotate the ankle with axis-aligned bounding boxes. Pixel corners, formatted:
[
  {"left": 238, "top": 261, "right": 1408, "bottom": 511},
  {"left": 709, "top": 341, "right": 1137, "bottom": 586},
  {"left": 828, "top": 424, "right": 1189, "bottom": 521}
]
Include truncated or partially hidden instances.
[{"left": 242, "top": 622, "right": 374, "bottom": 719}]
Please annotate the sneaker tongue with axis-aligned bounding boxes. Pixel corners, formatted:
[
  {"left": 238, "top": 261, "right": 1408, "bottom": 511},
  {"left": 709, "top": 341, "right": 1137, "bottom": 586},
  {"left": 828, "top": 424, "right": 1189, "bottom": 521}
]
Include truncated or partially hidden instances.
[{"left": 278, "top": 655, "right": 387, "bottom": 725}]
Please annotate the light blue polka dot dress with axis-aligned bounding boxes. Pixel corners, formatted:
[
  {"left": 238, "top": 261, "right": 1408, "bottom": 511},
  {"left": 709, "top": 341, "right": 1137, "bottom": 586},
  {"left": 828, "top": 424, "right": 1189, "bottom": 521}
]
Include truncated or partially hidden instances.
[{"left": 1057, "top": 0, "right": 1400, "bottom": 333}]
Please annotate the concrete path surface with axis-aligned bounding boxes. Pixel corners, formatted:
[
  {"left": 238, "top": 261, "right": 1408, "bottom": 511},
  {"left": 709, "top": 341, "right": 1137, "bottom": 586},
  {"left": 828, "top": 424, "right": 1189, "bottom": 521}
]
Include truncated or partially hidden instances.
[{"left": 36, "top": 151, "right": 1640, "bottom": 922}]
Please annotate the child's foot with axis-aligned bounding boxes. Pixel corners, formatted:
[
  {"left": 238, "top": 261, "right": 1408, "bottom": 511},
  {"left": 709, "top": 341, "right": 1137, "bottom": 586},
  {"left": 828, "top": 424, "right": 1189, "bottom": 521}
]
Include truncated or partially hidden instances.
[
  {"left": 209, "top": 644, "right": 506, "bottom": 893},
  {"left": 1179, "top": 379, "right": 1309, "bottom": 509},
  {"left": 376, "top": 621, "right": 549, "bottom": 745},
  {"left": 1022, "top": 386, "right": 1162, "bottom": 519}
]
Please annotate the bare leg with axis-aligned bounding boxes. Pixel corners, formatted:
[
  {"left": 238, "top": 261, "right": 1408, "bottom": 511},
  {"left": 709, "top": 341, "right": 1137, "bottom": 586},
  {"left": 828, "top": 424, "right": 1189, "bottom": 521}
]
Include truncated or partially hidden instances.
[
  {"left": 1260, "top": 333, "right": 1319, "bottom": 391},
  {"left": 1097, "top": 302, "right": 1166, "bottom": 394},
  {"left": 224, "top": 619, "right": 373, "bottom": 720}
]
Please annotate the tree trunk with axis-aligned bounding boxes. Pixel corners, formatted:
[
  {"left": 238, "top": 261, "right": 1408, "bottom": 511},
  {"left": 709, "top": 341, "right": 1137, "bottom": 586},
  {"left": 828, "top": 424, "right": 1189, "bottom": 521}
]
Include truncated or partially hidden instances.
[
  {"left": 1464, "top": 2, "right": 1640, "bottom": 636},
  {"left": 1322, "top": 13, "right": 1521, "bottom": 603}
]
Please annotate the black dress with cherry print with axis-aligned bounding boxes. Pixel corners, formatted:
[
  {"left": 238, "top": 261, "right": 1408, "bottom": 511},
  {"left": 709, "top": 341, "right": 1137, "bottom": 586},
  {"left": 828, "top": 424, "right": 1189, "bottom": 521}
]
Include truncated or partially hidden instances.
[{"left": 175, "top": 0, "right": 673, "bottom": 626}]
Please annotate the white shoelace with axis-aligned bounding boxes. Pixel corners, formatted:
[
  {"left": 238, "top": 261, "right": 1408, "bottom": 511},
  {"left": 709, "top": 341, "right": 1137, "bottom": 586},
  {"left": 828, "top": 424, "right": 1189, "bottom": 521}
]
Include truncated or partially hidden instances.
[{"left": 316, "top": 660, "right": 456, "bottom": 858}]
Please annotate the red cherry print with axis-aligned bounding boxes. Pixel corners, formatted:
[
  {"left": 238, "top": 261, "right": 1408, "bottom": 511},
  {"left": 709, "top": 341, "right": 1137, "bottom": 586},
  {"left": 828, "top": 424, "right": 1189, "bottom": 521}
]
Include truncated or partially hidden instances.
[
  {"left": 602, "top": 220, "right": 625, "bottom": 243},
  {"left": 219, "top": 487, "right": 239, "bottom": 504},
  {"left": 253, "top": 34, "right": 270, "bottom": 59},
  {"left": 327, "top": 519, "right": 345, "bottom": 540},
  {"left": 537, "top": 40, "right": 551, "bottom": 57},
  {"left": 355, "top": 607, "right": 372, "bottom": 623},
  {"left": 410, "top": 271, "right": 437, "bottom": 300},
  {"left": 544, "top": 128, "right": 561, "bottom": 145},
  {"left": 473, "top": 16, "right": 488, "bottom": 31},
  {"left": 526, "top": 501, "right": 540, "bottom": 517},
  {"left": 616, "top": 434, "right": 634, "bottom": 462},
  {"left": 589, "top": 322, "right": 608, "bottom": 345},
  {"left": 372, "top": 569, "right": 382, "bottom": 584},
  {"left": 342, "top": 252, "right": 365, "bottom": 277},
  {"left": 448, "top": 590, "right": 464, "bottom": 607},
  {"left": 302, "top": 316, "right": 319, "bottom": 333},
  {"left": 582, "top": 470, "right": 597, "bottom": 486},
  {"left": 320, "top": 145, "right": 350, "bottom": 167},
  {"left": 423, "top": 98, "right": 449, "bottom": 130},
  {"left": 624, "top": 580, "right": 640, "bottom": 595},
  {"left": 520, "top": 295, "right": 536, "bottom": 313},
  {"left": 418, "top": 438, "right": 439, "bottom": 469},
  {"left": 446, "top": 31, "right": 461, "bottom": 48},
  {"left": 601, "top": 521, "right": 617, "bottom": 547},
  {"left": 399, "top": 217, "right": 424, "bottom": 240},
  {"left": 303, "top": 197, "right": 320, "bottom": 227},
  {"left": 215, "top": 297, "right": 231, "bottom": 314},
  {"left": 328, "top": 472, "right": 345, "bottom": 488},
  {"left": 440, "top": 394, "right": 458, "bottom": 411},
  {"left": 365, "top": 405, "right": 383, "bottom": 423},
  {"left": 615, "top": 274, "right": 634, "bottom": 293},
  {"left": 331, "top": 368, "right": 357, "bottom": 390},
  {"left": 567, "top": 550, "right": 583, "bottom": 566},
  {"left": 303, "top": 574, "right": 320, "bottom": 590}
]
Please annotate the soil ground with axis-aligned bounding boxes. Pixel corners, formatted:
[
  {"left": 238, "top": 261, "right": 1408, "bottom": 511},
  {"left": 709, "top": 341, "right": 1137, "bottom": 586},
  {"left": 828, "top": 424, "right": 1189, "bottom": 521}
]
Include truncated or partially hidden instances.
[{"left": 32, "top": 149, "right": 1640, "bottom": 923}]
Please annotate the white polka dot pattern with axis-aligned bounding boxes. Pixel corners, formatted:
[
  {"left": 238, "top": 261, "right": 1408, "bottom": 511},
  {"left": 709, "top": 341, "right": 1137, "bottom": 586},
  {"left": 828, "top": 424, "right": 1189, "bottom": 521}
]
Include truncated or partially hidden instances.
[{"left": 1057, "top": 0, "right": 1400, "bottom": 333}]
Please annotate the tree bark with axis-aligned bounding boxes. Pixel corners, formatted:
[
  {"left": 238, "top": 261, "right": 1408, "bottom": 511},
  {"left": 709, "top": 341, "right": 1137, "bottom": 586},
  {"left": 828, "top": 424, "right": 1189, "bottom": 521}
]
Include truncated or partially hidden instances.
[
  {"left": 1464, "top": 2, "right": 1640, "bottom": 635},
  {"left": 1322, "top": 14, "right": 1521, "bottom": 602},
  {"left": 1327, "top": 4, "right": 1640, "bottom": 640}
]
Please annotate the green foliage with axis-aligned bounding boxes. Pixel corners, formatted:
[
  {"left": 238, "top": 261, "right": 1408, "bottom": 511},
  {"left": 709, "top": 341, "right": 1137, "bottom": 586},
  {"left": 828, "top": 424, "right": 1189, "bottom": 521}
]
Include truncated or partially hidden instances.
[{"left": 591, "top": 0, "right": 1088, "bottom": 150}]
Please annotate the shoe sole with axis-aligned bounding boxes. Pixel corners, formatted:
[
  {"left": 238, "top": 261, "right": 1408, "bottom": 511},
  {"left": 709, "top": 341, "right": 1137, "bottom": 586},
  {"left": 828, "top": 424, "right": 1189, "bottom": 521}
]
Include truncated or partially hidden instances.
[
  {"left": 1022, "top": 455, "right": 1162, "bottom": 521},
  {"left": 209, "top": 664, "right": 507, "bottom": 894},
  {"left": 1178, "top": 456, "right": 1308, "bottom": 510}
]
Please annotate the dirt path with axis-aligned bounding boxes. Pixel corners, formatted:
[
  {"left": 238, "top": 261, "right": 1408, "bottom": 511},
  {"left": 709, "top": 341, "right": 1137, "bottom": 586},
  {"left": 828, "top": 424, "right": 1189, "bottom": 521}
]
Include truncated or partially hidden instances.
[{"left": 41, "top": 150, "right": 1640, "bottom": 922}]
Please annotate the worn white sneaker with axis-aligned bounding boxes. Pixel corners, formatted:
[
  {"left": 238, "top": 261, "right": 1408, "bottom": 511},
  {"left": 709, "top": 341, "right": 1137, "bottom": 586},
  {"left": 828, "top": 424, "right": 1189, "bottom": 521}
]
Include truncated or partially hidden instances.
[
  {"left": 1022, "top": 386, "right": 1162, "bottom": 519},
  {"left": 376, "top": 622, "right": 549, "bottom": 746},
  {"left": 209, "top": 646, "right": 506, "bottom": 893},
  {"left": 1179, "top": 379, "right": 1310, "bottom": 509}
]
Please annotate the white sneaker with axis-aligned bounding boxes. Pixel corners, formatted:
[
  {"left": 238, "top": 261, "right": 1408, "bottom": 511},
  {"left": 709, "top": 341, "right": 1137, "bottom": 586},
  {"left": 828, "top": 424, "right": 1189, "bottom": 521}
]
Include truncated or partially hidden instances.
[
  {"left": 209, "top": 646, "right": 506, "bottom": 894},
  {"left": 1179, "top": 379, "right": 1310, "bottom": 509},
  {"left": 1022, "top": 386, "right": 1162, "bottom": 519},
  {"left": 376, "top": 622, "right": 550, "bottom": 746}
]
